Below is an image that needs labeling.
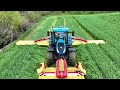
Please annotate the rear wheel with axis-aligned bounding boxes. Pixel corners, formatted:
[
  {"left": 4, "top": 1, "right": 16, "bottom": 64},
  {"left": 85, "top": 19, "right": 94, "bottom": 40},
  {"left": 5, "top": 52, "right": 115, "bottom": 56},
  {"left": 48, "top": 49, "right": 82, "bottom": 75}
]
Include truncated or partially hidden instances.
[
  {"left": 46, "top": 52, "right": 54, "bottom": 67},
  {"left": 68, "top": 52, "right": 76, "bottom": 66}
]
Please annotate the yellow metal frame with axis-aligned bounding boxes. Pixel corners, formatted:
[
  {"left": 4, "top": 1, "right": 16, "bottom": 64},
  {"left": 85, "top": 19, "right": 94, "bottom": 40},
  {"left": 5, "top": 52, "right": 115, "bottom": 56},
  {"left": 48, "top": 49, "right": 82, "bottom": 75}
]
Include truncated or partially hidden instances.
[
  {"left": 16, "top": 40, "right": 35, "bottom": 45},
  {"left": 39, "top": 75, "right": 85, "bottom": 79},
  {"left": 72, "top": 40, "right": 106, "bottom": 45},
  {"left": 16, "top": 40, "right": 49, "bottom": 46},
  {"left": 37, "top": 62, "right": 86, "bottom": 79}
]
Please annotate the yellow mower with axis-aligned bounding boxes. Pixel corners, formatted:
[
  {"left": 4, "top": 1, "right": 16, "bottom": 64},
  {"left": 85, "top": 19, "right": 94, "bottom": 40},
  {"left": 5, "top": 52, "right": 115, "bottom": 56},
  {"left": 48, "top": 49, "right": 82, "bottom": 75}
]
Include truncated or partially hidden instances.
[{"left": 16, "top": 26, "right": 105, "bottom": 79}]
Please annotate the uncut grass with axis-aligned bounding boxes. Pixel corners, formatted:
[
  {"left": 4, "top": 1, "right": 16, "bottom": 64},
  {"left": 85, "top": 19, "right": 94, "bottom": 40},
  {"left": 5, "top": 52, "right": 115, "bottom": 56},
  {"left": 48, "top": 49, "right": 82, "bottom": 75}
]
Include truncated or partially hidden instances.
[
  {"left": 76, "top": 45, "right": 103, "bottom": 79},
  {"left": 63, "top": 16, "right": 90, "bottom": 39},
  {"left": 63, "top": 16, "right": 103, "bottom": 78},
  {"left": 73, "top": 14, "right": 120, "bottom": 79},
  {"left": 74, "top": 15, "right": 120, "bottom": 59},
  {"left": 0, "top": 16, "right": 55, "bottom": 79},
  {"left": 86, "top": 44, "right": 119, "bottom": 79}
]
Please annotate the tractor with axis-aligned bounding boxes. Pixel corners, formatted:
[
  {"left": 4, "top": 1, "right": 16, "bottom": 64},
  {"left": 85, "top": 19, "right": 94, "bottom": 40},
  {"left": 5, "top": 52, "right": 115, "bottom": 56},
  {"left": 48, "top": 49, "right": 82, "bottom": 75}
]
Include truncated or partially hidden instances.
[
  {"left": 16, "top": 26, "right": 105, "bottom": 79},
  {"left": 46, "top": 26, "right": 76, "bottom": 67}
]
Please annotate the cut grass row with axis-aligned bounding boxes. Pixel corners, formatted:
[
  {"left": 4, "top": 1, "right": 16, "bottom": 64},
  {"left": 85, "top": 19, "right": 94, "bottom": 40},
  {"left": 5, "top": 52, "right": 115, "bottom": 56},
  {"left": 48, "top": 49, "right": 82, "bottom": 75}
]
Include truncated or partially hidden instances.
[{"left": 63, "top": 16, "right": 91, "bottom": 39}]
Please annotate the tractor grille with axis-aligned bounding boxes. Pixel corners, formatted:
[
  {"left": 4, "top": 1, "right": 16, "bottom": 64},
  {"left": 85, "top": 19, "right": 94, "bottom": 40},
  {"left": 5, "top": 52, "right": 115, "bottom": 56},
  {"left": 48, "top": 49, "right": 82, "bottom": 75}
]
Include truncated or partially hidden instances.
[{"left": 58, "top": 43, "right": 64, "bottom": 53}]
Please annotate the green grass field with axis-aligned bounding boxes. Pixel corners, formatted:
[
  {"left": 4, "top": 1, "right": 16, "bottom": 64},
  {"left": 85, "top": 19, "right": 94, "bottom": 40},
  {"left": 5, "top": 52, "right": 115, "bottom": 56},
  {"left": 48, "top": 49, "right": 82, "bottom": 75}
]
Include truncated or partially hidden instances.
[{"left": 0, "top": 13, "right": 120, "bottom": 79}]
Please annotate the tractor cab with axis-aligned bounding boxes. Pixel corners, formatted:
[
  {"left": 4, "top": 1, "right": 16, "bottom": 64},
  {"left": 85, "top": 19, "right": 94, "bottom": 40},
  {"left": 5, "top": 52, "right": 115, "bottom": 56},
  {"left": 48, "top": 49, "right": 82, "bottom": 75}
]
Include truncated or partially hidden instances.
[
  {"left": 52, "top": 26, "right": 68, "bottom": 55},
  {"left": 47, "top": 26, "right": 74, "bottom": 46},
  {"left": 52, "top": 26, "right": 68, "bottom": 44},
  {"left": 47, "top": 26, "right": 75, "bottom": 65}
]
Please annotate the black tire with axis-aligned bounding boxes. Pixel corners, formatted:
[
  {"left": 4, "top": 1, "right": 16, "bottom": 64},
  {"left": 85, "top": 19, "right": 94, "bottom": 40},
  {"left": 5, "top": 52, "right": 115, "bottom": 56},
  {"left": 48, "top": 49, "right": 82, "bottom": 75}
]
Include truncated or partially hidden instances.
[
  {"left": 46, "top": 52, "right": 54, "bottom": 67},
  {"left": 68, "top": 52, "right": 76, "bottom": 66}
]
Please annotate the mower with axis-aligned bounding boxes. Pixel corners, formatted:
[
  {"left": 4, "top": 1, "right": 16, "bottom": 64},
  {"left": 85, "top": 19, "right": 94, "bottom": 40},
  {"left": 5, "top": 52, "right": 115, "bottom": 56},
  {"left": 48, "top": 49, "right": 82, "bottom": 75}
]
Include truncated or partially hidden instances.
[{"left": 16, "top": 26, "right": 105, "bottom": 79}]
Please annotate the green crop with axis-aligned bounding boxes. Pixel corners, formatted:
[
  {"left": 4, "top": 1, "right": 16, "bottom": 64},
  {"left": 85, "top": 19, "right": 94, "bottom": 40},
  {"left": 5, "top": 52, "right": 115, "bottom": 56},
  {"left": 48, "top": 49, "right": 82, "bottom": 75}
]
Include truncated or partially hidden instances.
[{"left": 0, "top": 13, "right": 120, "bottom": 79}]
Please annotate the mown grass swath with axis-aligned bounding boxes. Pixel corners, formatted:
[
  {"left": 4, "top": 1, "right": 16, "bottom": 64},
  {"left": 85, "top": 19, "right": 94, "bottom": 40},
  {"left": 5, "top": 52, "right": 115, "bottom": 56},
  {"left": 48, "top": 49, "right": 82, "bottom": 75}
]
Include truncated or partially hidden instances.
[
  {"left": 63, "top": 16, "right": 91, "bottom": 39},
  {"left": 54, "top": 16, "right": 64, "bottom": 27}
]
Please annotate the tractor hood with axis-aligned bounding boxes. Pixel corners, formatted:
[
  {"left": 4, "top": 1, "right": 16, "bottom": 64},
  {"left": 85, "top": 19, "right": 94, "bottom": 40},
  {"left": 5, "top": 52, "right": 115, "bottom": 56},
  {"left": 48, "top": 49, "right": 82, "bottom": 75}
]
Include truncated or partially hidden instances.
[{"left": 56, "top": 39, "right": 66, "bottom": 55}]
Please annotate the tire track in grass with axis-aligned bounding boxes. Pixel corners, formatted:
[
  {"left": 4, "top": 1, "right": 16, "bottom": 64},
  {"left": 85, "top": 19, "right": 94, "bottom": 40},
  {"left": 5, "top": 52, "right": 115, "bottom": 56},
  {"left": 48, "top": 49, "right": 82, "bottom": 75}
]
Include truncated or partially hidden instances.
[
  {"left": 29, "top": 16, "right": 57, "bottom": 40},
  {"left": 25, "top": 17, "right": 49, "bottom": 40},
  {"left": 63, "top": 18, "right": 66, "bottom": 26},
  {"left": 47, "top": 16, "right": 57, "bottom": 32},
  {"left": 72, "top": 17, "right": 93, "bottom": 40},
  {"left": 63, "top": 16, "right": 90, "bottom": 39},
  {"left": 55, "top": 16, "right": 64, "bottom": 27},
  {"left": 73, "top": 16, "right": 107, "bottom": 41},
  {"left": 26, "top": 16, "right": 58, "bottom": 40},
  {"left": 51, "top": 17, "right": 57, "bottom": 27}
]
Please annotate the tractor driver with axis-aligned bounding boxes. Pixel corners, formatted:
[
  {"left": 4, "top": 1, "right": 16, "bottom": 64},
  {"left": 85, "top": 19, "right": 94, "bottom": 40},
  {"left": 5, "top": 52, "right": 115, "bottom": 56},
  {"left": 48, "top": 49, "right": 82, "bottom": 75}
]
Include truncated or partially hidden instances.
[{"left": 55, "top": 32, "right": 67, "bottom": 39}]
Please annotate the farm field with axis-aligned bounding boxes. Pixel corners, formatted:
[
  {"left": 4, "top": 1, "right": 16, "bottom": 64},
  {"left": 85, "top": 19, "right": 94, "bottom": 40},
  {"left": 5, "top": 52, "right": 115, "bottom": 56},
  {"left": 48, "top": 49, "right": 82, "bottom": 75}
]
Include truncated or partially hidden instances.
[{"left": 0, "top": 13, "right": 120, "bottom": 79}]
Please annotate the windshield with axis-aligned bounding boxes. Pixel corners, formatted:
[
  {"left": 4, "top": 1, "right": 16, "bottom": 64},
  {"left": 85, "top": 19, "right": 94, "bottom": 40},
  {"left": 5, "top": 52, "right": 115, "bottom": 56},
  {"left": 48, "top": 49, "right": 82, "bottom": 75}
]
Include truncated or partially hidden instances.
[{"left": 55, "top": 32, "right": 67, "bottom": 38}]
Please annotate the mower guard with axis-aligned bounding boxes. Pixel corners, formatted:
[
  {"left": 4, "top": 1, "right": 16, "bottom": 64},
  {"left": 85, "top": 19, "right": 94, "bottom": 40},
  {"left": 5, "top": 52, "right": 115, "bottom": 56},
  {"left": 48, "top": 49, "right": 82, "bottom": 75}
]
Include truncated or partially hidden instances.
[
  {"left": 72, "top": 36, "right": 106, "bottom": 45},
  {"left": 16, "top": 37, "right": 50, "bottom": 46},
  {"left": 37, "top": 58, "right": 86, "bottom": 79},
  {"left": 16, "top": 36, "right": 105, "bottom": 46}
]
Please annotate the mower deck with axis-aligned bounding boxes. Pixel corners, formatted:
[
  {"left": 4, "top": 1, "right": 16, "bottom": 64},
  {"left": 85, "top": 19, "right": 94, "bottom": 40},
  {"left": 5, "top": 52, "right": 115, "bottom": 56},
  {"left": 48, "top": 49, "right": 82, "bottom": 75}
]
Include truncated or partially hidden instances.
[
  {"left": 37, "top": 67, "right": 85, "bottom": 79},
  {"left": 37, "top": 58, "right": 86, "bottom": 79}
]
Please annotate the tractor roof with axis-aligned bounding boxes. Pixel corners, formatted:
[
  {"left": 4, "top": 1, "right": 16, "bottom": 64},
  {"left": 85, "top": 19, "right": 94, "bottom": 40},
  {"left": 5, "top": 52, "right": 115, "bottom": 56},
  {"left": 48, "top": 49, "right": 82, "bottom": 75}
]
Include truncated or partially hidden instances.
[{"left": 52, "top": 27, "right": 69, "bottom": 32}]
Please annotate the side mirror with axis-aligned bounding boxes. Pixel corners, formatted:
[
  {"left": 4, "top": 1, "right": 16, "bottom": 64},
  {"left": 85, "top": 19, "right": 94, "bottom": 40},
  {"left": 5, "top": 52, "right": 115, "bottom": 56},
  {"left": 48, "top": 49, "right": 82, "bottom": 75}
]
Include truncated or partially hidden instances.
[
  {"left": 47, "top": 31, "right": 50, "bottom": 36},
  {"left": 72, "top": 31, "right": 74, "bottom": 36}
]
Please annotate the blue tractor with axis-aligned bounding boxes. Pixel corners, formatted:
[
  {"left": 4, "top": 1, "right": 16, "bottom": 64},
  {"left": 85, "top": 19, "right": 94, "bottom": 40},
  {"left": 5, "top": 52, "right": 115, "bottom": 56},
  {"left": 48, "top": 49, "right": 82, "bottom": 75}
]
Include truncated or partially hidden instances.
[{"left": 46, "top": 26, "right": 76, "bottom": 67}]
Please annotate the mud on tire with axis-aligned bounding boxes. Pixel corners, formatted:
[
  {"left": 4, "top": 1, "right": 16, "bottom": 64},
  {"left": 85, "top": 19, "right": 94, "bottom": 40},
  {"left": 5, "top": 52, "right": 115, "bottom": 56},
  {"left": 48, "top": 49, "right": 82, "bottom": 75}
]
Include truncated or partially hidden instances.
[{"left": 68, "top": 52, "right": 76, "bottom": 67}]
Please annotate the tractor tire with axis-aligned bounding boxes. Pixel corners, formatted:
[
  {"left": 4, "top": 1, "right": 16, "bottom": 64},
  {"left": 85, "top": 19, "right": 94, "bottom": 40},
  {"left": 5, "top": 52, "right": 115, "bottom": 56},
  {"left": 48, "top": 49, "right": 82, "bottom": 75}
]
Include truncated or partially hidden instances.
[
  {"left": 68, "top": 52, "right": 76, "bottom": 67},
  {"left": 46, "top": 52, "right": 54, "bottom": 67}
]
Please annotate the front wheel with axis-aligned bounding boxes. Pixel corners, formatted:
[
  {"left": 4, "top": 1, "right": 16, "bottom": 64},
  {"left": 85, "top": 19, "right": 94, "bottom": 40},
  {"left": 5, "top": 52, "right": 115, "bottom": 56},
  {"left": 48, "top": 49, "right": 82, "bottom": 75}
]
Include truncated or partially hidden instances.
[
  {"left": 46, "top": 52, "right": 54, "bottom": 67},
  {"left": 68, "top": 52, "right": 76, "bottom": 66}
]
